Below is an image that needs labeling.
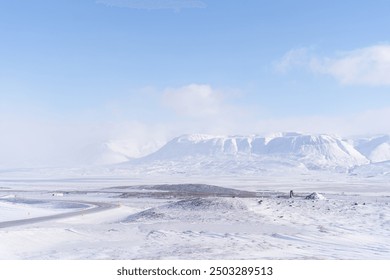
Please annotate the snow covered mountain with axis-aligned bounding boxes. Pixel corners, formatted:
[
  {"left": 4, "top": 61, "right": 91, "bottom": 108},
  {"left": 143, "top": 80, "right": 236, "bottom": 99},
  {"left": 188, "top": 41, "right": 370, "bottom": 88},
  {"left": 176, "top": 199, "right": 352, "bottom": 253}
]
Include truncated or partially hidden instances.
[
  {"left": 133, "top": 133, "right": 369, "bottom": 171},
  {"left": 3, "top": 132, "right": 385, "bottom": 179},
  {"left": 354, "top": 135, "right": 390, "bottom": 163}
]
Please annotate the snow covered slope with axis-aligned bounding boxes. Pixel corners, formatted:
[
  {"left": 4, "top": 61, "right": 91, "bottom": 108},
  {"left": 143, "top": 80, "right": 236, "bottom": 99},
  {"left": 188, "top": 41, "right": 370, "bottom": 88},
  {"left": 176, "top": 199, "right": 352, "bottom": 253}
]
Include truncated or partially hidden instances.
[
  {"left": 129, "top": 133, "right": 368, "bottom": 172},
  {"left": 354, "top": 135, "right": 390, "bottom": 163},
  {"left": 350, "top": 160, "right": 390, "bottom": 178},
  {"left": 260, "top": 133, "right": 368, "bottom": 169}
]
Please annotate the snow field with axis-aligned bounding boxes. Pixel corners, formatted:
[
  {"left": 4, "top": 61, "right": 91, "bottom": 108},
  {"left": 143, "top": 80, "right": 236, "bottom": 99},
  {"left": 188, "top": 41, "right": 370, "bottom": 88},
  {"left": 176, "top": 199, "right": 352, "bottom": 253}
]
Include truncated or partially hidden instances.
[{"left": 0, "top": 184, "right": 389, "bottom": 259}]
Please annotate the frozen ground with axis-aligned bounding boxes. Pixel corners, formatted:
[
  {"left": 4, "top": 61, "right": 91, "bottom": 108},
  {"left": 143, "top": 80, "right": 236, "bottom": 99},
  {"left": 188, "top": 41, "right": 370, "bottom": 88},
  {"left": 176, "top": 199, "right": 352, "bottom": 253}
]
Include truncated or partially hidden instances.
[{"left": 0, "top": 176, "right": 389, "bottom": 259}]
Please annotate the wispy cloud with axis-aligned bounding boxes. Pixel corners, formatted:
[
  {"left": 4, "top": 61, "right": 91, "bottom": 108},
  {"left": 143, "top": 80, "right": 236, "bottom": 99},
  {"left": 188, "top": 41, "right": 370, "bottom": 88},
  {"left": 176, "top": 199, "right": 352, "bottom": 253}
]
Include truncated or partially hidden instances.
[
  {"left": 161, "top": 83, "right": 253, "bottom": 135},
  {"left": 274, "top": 47, "right": 311, "bottom": 73},
  {"left": 317, "top": 45, "right": 390, "bottom": 86},
  {"left": 276, "top": 44, "right": 390, "bottom": 86},
  {"left": 96, "top": 0, "right": 207, "bottom": 11},
  {"left": 162, "top": 84, "right": 223, "bottom": 118}
]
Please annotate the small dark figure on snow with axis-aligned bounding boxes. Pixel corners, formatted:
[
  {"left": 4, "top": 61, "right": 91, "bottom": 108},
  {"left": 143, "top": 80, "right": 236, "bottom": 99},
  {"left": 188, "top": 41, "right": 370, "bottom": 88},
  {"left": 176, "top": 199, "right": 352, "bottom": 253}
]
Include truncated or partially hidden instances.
[{"left": 289, "top": 190, "right": 294, "bottom": 198}]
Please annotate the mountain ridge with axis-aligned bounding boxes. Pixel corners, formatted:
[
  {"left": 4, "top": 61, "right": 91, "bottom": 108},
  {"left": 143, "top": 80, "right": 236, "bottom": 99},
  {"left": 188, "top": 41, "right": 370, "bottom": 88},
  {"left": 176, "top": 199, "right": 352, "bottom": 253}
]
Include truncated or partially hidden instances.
[{"left": 125, "top": 132, "right": 370, "bottom": 171}]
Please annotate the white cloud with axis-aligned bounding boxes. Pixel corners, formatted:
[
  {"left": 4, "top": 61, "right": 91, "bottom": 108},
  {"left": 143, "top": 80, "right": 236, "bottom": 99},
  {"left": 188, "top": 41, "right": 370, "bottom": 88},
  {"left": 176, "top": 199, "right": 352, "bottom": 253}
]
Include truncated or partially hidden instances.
[
  {"left": 318, "top": 45, "right": 390, "bottom": 85},
  {"left": 96, "top": 0, "right": 206, "bottom": 11},
  {"left": 161, "top": 84, "right": 256, "bottom": 135},
  {"left": 276, "top": 44, "right": 390, "bottom": 86},
  {"left": 162, "top": 84, "right": 223, "bottom": 118}
]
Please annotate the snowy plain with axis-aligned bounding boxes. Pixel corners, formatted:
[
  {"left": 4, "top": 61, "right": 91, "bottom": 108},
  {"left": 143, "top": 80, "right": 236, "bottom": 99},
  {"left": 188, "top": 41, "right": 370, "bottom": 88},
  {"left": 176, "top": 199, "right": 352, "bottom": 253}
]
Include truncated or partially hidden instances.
[
  {"left": 1, "top": 133, "right": 390, "bottom": 259},
  {"left": 0, "top": 172, "right": 389, "bottom": 260}
]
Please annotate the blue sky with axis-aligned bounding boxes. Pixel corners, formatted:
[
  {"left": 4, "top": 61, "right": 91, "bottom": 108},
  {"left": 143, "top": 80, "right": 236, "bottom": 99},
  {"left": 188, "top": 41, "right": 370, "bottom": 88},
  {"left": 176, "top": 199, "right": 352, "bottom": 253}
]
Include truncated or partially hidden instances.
[{"left": 1, "top": 0, "right": 390, "bottom": 166}]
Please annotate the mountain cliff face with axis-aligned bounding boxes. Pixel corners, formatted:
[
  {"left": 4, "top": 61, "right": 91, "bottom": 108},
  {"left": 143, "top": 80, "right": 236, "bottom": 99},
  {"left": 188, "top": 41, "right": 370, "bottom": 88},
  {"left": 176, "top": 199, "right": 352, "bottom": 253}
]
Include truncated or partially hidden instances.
[{"left": 139, "top": 133, "right": 369, "bottom": 170}]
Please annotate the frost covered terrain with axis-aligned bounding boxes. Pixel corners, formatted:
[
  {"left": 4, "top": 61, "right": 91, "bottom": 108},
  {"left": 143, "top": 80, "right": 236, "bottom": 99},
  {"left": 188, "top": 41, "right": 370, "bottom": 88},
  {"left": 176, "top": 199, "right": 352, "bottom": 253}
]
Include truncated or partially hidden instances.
[{"left": 0, "top": 133, "right": 390, "bottom": 259}]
